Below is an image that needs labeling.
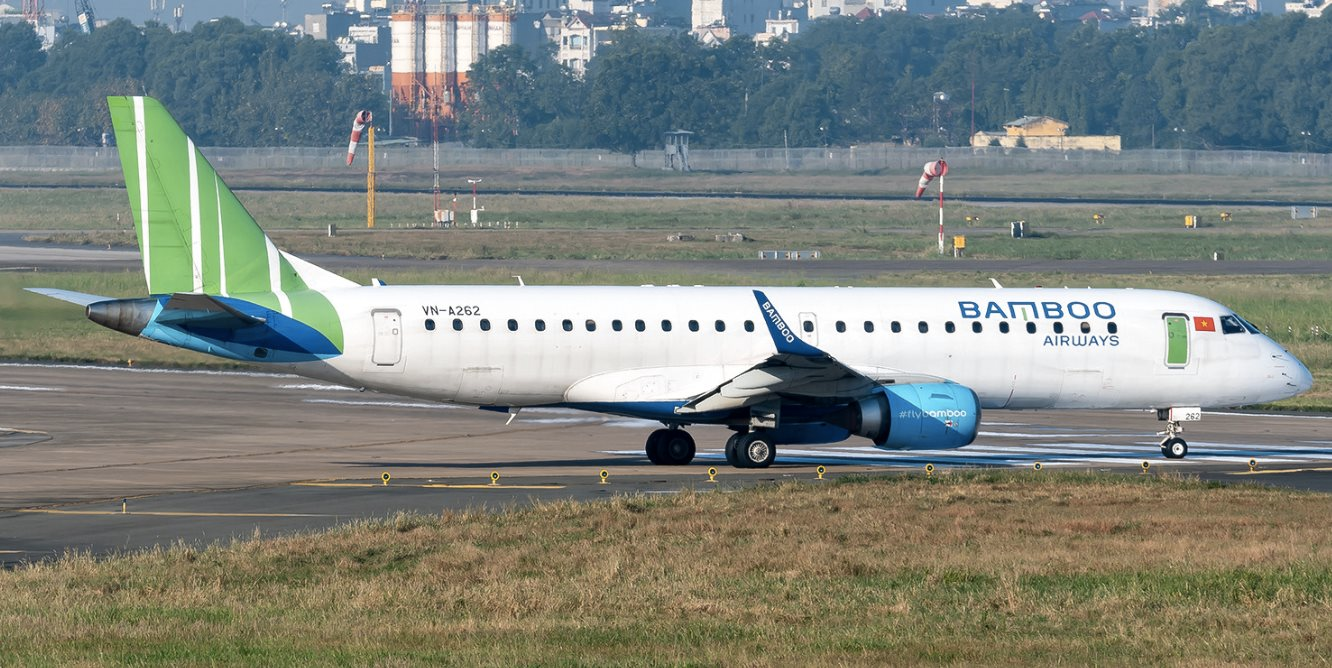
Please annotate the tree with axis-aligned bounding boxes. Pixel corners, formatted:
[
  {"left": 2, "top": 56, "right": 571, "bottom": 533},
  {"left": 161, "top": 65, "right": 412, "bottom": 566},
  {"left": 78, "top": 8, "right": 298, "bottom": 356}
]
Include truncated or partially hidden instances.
[{"left": 0, "top": 22, "right": 45, "bottom": 95}]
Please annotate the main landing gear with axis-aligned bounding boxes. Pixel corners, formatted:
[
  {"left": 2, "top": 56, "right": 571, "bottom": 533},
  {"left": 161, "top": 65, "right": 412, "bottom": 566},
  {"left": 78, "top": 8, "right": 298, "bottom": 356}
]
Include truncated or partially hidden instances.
[
  {"left": 644, "top": 428, "right": 695, "bottom": 465},
  {"left": 724, "top": 430, "right": 776, "bottom": 469},
  {"left": 642, "top": 428, "right": 778, "bottom": 468}
]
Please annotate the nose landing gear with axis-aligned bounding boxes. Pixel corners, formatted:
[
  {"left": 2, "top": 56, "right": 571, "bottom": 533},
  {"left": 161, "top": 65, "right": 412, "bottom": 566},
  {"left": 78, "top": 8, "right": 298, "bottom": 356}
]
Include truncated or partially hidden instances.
[{"left": 1157, "top": 407, "right": 1199, "bottom": 459}]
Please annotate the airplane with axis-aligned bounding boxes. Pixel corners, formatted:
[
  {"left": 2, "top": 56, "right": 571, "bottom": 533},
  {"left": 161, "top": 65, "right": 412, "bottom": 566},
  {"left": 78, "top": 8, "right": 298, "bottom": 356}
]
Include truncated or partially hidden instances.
[{"left": 28, "top": 97, "right": 1314, "bottom": 468}]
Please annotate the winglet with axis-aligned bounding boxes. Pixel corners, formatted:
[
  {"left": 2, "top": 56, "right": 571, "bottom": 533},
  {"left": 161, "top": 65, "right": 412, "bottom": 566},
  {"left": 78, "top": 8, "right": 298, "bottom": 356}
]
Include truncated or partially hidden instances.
[{"left": 752, "top": 290, "right": 826, "bottom": 357}]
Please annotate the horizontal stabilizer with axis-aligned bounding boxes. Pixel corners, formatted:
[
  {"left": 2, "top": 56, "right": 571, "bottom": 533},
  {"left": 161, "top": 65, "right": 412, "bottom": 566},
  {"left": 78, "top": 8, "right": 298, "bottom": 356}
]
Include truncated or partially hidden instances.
[
  {"left": 24, "top": 288, "right": 113, "bottom": 307},
  {"left": 157, "top": 293, "right": 267, "bottom": 329}
]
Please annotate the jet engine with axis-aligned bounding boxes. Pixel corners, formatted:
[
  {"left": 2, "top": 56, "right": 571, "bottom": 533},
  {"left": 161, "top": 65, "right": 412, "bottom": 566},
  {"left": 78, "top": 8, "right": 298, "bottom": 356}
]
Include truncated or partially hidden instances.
[{"left": 837, "top": 383, "right": 981, "bottom": 450}]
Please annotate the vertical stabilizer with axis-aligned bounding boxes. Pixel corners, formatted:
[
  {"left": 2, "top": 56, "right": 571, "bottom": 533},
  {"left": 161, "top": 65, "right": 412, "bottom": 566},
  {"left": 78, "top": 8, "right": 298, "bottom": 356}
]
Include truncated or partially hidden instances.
[
  {"left": 107, "top": 96, "right": 357, "bottom": 299},
  {"left": 107, "top": 96, "right": 353, "bottom": 350}
]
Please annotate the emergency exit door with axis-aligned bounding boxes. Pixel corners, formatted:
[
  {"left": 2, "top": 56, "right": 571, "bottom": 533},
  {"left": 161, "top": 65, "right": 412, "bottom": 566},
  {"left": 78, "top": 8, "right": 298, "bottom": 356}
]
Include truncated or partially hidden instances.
[{"left": 372, "top": 310, "right": 402, "bottom": 366}]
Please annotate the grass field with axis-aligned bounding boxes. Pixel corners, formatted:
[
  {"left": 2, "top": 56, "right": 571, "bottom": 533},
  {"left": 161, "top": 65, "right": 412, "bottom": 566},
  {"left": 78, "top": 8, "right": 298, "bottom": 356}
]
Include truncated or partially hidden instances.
[
  {"left": 10, "top": 186, "right": 1332, "bottom": 261},
  {"left": 4, "top": 270, "right": 1330, "bottom": 410},
  {"left": 2, "top": 472, "right": 1331, "bottom": 665},
  {"left": 7, "top": 165, "right": 1332, "bottom": 200}
]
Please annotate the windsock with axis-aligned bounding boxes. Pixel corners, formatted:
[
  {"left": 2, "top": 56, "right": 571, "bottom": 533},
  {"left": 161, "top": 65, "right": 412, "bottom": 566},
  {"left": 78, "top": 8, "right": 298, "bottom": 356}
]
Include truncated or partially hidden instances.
[
  {"left": 915, "top": 159, "right": 948, "bottom": 198},
  {"left": 346, "top": 110, "right": 373, "bottom": 166}
]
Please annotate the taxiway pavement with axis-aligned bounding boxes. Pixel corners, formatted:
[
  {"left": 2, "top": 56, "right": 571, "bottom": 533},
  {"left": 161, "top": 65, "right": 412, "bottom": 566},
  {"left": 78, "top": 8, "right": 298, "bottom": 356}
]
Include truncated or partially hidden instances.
[{"left": 3, "top": 363, "right": 1331, "bottom": 566}]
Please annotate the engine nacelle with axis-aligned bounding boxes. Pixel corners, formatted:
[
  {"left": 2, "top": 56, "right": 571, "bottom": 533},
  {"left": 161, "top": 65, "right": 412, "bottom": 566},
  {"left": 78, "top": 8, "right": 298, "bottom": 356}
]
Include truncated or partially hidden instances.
[{"left": 843, "top": 383, "right": 981, "bottom": 451}]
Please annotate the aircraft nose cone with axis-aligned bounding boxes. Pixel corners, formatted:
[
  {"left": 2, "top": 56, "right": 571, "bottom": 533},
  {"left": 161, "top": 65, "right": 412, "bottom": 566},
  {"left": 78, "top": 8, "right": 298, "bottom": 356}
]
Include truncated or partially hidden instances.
[{"left": 1289, "top": 358, "right": 1314, "bottom": 396}]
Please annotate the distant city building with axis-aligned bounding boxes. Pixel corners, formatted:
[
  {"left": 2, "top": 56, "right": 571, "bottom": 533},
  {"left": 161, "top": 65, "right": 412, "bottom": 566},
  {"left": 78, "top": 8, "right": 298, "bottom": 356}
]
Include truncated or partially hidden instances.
[
  {"left": 754, "top": 14, "right": 798, "bottom": 43},
  {"left": 693, "top": 0, "right": 784, "bottom": 36},
  {"left": 1285, "top": 0, "right": 1329, "bottom": 15}
]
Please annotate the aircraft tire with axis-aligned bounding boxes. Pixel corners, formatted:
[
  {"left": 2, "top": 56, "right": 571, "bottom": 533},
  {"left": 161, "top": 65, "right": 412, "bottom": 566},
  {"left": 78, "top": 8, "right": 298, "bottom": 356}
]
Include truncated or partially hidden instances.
[
  {"left": 724, "top": 433, "right": 742, "bottom": 467},
  {"left": 735, "top": 432, "right": 776, "bottom": 469},
  {"left": 1162, "top": 437, "right": 1188, "bottom": 459},
  {"left": 659, "top": 430, "right": 696, "bottom": 465},
  {"left": 645, "top": 429, "right": 670, "bottom": 465}
]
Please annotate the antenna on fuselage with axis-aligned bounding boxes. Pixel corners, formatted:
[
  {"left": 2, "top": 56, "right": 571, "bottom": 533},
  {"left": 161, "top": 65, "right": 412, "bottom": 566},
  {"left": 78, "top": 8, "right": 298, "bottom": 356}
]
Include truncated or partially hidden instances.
[
  {"left": 990, "top": 278, "right": 1004, "bottom": 289},
  {"left": 512, "top": 275, "right": 525, "bottom": 286}
]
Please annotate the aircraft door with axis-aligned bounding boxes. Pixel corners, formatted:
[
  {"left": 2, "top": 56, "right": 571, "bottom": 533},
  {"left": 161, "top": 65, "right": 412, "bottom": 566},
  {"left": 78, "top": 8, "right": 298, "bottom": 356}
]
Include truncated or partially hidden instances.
[
  {"left": 372, "top": 309, "right": 402, "bottom": 366},
  {"left": 1163, "top": 313, "right": 1189, "bottom": 369},
  {"left": 798, "top": 312, "right": 818, "bottom": 346}
]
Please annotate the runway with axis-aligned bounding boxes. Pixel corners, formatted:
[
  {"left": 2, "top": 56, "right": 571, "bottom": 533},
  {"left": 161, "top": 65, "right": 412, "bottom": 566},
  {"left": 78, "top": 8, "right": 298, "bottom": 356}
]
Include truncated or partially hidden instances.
[{"left": 3, "top": 362, "right": 1331, "bottom": 566}]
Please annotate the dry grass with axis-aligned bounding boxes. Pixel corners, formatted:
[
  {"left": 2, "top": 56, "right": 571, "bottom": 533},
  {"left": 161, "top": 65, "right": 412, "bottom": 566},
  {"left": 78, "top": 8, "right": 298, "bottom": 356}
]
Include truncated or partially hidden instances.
[{"left": 2, "top": 472, "right": 1331, "bottom": 665}]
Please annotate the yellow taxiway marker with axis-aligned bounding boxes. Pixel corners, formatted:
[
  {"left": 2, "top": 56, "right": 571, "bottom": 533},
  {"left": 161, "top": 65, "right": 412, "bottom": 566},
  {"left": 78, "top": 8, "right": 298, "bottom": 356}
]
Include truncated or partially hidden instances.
[
  {"left": 1230, "top": 466, "right": 1332, "bottom": 476},
  {"left": 17, "top": 509, "right": 331, "bottom": 518}
]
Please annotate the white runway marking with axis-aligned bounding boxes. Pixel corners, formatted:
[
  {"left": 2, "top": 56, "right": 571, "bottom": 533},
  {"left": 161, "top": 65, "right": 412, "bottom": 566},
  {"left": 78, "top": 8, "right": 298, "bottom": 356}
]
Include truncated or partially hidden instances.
[
  {"left": 0, "top": 362, "right": 294, "bottom": 379},
  {"left": 0, "top": 385, "right": 62, "bottom": 392},
  {"left": 276, "top": 383, "right": 356, "bottom": 392}
]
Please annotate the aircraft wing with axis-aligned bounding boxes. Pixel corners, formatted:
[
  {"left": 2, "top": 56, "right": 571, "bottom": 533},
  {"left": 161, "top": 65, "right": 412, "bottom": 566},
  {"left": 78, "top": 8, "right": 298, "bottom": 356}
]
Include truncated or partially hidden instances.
[
  {"left": 24, "top": 288, "right": 113, "bottom": 307},
  {"left": 676, "top": 290, "right": 944, "bottom": 414}
]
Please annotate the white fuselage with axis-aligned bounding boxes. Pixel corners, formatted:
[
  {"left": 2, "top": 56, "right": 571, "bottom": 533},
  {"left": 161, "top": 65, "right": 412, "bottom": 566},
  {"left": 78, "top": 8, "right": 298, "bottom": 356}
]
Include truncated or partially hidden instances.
[{"left": 294, "top": 285, "right": 1311, "bottom": 417}]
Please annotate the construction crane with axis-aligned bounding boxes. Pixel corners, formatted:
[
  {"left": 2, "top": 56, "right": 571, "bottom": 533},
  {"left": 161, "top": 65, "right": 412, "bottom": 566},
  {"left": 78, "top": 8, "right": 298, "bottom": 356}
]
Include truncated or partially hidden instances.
[{"left": 76, "top": 0, "right": 96, "bottom": 33}]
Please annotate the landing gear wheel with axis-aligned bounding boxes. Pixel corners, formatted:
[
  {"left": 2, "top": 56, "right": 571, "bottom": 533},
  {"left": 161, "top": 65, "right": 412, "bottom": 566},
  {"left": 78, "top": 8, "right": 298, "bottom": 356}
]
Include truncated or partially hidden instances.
[
  {"left": 1162, "top": 437, "right": 1188, "bottom": 459},
  {"left": 724, "top": 432, "right": 742, "bottom": 467},
  {"left": 733, "top": 432, "right": 776, "bottom": 469},
  {"left": 658, "top": 430, "right": 696, "bottom": 466},
  {"left": 644, "top": 429, "right": 670, "bottom": 465}
]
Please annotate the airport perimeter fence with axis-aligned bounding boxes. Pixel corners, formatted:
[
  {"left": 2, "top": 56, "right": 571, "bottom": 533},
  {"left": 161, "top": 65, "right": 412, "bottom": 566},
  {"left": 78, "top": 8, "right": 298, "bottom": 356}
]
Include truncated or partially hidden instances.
[{"left": 2, "top": 144, "right": 1330, "bottom": 178}]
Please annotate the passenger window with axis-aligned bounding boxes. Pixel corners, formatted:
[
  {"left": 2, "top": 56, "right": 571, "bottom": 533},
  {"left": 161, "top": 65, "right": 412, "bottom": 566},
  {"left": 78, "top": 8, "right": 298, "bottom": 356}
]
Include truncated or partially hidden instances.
[
  {"left": 585, "top": 319, "right": 596, "bottom": 332},
  {"left": 480, "top": 319, "right": 491, "bottom": 331},
  {"left": 507, "top": 319, "right": 518, "bottom": 332},
  {"left": 688, "top": 320, "right": 699, "bottom": 332},
  {"left": 535, "top": 319, "right": 546, "bottom": 332},
  {"left": 744, "top": 320, "right": 755, "bottom": 332},
  {"left": 562, "top": 319, "right": 573, "bottom": 332},
  {"left": 1107, "top": 322, "right": 1118, "bottom": 334},
  {"left": 715, "top": 320, "right": 725, "bottom": 332},
  {"left": 864, "top": 321, "right": 874, "bottom": 333},
  {"left": 971, "top": 321, "right": 982, "bottom": 333},
  {"left": 835, "top": 321, "right": 846, "bottom": 333},
  {"left": 425, "top": 319, "right": 435, "bottom": 331},
  {"left": 1080, "top": 321, "right": 1091, "bottom": 334},
  {"left": 918, "top": 321, "right": 928, "bottom": 333},
  {"left": 635, "top": 319, "right": 646, "bottom": 332},
  {"left": 1026, "top": 322, "right": 1036, "bottom": 334},
  {"left": 1053, "top": 322, "right": 1064, "bottom": 334},
  {"left": 612, "top": 319, "right": 623, "bottom": 332},
  {"left": 803, "top": 320, "right": 814, "bottom": 333},
  {"left": 891, "top": 321, "right": 902, "bottom": 333},
  {"left": 999, "top": 321, "right": 1010, "bottom": 334},
  {"left": 661, "top": 320, "right": 672, "bottom": 332},
  {"left": 452, "top": 318, "right": 463, "bottom": 331},
  {"left": 945, "top": 321, "right": 956, "bottom": 333}
]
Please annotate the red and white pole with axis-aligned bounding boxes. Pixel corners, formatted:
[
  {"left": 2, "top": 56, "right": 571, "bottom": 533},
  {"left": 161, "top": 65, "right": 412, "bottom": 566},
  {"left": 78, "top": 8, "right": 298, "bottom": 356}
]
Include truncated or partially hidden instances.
[{"left": 937, "top": 170, "right": 945, "bottom": 254}]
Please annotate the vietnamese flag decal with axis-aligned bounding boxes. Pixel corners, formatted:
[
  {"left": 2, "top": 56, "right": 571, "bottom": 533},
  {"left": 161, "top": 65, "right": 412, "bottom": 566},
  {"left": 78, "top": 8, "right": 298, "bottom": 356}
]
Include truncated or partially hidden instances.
[{"left": 1194, "top": 316, "right": 1217, "bottom": 332}]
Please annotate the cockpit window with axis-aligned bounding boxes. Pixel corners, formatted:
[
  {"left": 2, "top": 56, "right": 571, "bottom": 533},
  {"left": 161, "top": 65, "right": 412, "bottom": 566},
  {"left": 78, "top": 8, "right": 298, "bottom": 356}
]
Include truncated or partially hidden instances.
[
  {"left": 1238, "top": 316, "right": 1262, "bottom": 334},
  {"left": 1219, "top": 315, "right": 1246, "bottom": 335}
]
